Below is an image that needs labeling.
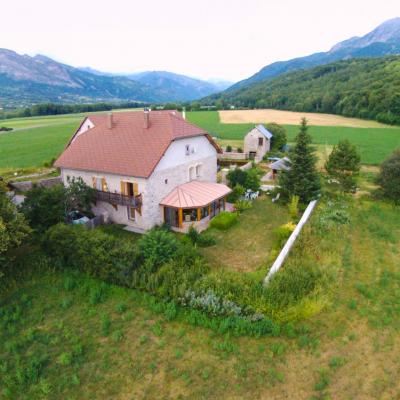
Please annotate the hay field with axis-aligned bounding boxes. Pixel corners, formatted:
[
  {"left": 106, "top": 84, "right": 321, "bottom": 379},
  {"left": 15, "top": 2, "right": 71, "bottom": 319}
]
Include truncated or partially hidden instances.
[{"left": 220, "top": 109, "right": 392, "bottom": 128}]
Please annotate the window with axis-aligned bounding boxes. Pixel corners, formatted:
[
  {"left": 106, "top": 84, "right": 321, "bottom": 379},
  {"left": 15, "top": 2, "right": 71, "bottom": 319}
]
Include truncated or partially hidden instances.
[
  {"left": 95, "top": 177, "right": 103, "bottom": 191},
  {"left": 164, "top": 179, "right": 168, "bottom": 184},
  {"left": 127, "top": 206, "right": 135, "bottom": 221},
  {"left": 185, "top": 144, "right": 190, "bottom": 155},
  {"left": 121, "top": 181, "right": 138, "bottom": 196},
  {"left": 258, "top": 137, "right": 263, "bottom": 146},
  {"left": 189, "top": 166, "right": 195, "bottom": 181},
  {"left": 196, "top": 164, "right": 202, "bottom": 178},
  {"left": 201, "top": 206, "right": 209, "bottom": 219},
  {"left": 126, "top": 182, "right": 135, "bottom": 197},
  {"left": 183, "top": 208, "right": 197, "bottom": 222}
]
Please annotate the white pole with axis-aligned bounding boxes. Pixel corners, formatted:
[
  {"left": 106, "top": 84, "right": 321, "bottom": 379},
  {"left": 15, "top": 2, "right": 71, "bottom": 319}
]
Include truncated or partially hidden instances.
[{"left": 263, "top": 199, "right": 318, "bottom": 286}]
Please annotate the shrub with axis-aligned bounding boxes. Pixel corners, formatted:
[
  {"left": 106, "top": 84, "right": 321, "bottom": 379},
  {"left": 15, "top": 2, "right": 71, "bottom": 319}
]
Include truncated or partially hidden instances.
[
  {"left": 20, "top": 184, "right": 66, "bottom": 232},
  {"left": 182, "top": 290, "right": 243, "bottom": 317},
  {"left": 314, "top": 202, "right": 350, "bottom": 231},
  {"left": 210, "top": 212, "right": 238, "bottom": 230},
  {"left": 266, "top": 123, "right": 287, "bottom": 151},
  {"left": 227, "top": 168, "right": 248, "bottom": 188},
  {"left": 197, "top": 233, "right": 216, "bottom": 247},
  {"left": 226, "top": 145, "right": 232, "bottom": 152},
  {"left": 288, "top": 195, "right": 299, "bottom": 220},
  {"left": 237, "top": 147, "right": 243, "bottom": 153},
  {"left": 377, "top": 149, "right": 400, "bottom": 203},
  {"left": 21, "top": 178, "right": 95, "bottom": 232},
  {"left": 0, "top": 182, "right": 31, "bottom": 273},
  {"left": 65, "top": 176, "right": 96, "bottom": 218},
  {"left": 138, "top": 228, "right": 178, "bottom": 269},
  {"left": 244, "top": 168, "right": 261, "bottom": 192},
  {"left": 42, "top": 223, "right": 139, "bottom": 283},
  {"left": 234, "top": 199, "right": 252, "bottom": 213},
  {"left": 227, "top": 184, "right": 245, "bottom": 203},
  {"left": 187, "top": 225, "right": 200, "bottom": 245},
  {"left": 193, "top": 270, "right": 266, "bottom": 314},
  {"left": 266, "top": 263, "right": 323, "bottom": 308},
  {"left": 274, "top": 222, "right": 296, "bottom": 247}
]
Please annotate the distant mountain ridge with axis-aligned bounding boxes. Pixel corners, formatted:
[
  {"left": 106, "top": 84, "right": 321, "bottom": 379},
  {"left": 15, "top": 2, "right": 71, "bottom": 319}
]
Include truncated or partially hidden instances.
[
  {"left": 0, "top": 49, "right": 230, "bottom": 108},
  {"left": 221, "top": 17, "right": 400, "bottom": 93}
]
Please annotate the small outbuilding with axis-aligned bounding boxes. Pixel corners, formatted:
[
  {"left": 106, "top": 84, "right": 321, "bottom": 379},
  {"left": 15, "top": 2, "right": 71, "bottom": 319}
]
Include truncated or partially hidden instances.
[
  {"left": 269, "top": 157, "right": 290, "bottom": 180},
  {"left": 244, "top": 125, "right": 273, "bottom": 161}
]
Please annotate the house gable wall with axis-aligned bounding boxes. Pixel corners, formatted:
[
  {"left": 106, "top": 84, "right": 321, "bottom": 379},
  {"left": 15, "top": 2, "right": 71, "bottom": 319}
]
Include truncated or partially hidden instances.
[
  {"left": 244, "top": 127, "right": 271, "bottom": 160},
  {"left": 71, "top": 118, "right": 95, "bottom": 144}
]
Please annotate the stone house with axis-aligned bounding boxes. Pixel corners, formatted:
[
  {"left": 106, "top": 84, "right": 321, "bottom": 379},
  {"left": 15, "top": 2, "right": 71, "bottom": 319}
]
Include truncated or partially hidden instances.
[
  {"left": 243, "top": 124, "right": 273, "bottom": 161},
  {"left": 55, "top": 110, "right": 231, "bottom": 233}
]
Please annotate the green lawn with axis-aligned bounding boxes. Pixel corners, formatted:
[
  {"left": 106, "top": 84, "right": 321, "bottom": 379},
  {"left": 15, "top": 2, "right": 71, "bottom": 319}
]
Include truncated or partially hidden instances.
[
  {"left": 187, "top": 111, "right": 400, "bottom": 165},
  {"left": 2, "top": 193, "right": 400, "bottom": 399},
  {"left": 200, "top": 196, "right": 289, "bottom": 272}
]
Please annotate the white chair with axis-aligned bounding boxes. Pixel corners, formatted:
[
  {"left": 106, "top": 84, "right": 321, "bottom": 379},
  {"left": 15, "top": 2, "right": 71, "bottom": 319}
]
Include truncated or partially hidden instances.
[{"left": 272, "top": 193, "right": 280, "bottom": 203}]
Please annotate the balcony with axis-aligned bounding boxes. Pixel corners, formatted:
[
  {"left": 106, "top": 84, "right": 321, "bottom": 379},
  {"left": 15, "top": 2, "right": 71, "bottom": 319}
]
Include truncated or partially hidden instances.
[{"left": 95, "top": 190, "right": 142, "bottom": 208}]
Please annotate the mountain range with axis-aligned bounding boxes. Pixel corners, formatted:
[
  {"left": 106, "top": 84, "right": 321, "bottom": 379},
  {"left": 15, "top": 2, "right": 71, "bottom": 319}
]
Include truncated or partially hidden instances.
[
  {"left": 1, "top": 17, "right": 400, "bottom": 110},
  {"left": 213, "top": 17, "right": 400, "bottom": 96},
  {"left": 0, "top": 50, "right": 231, "bottom": 108}
]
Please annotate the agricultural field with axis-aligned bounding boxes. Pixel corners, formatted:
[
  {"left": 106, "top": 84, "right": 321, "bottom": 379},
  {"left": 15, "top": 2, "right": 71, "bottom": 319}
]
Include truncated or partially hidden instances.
[
  {"left": 2, "top": 192, "right": 400, "bottom": 399},
  {"left": 187, "top": 111, "right": 400, "bottom": 165},
  {"left": 219, "top": 109, "right": 391, "bottom": 128}
]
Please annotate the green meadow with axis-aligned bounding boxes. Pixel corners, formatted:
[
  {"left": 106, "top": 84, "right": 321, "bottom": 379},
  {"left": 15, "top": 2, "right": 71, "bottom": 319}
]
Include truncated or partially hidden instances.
[
  {"left": 2, "top": 195, "right": 400, "bottom": 399},
  {"left": 0, "top": 110, "right": 399, "bottom": 171},
  {"left": 187, "top": 111, "right": 400, "bottom": 165}
]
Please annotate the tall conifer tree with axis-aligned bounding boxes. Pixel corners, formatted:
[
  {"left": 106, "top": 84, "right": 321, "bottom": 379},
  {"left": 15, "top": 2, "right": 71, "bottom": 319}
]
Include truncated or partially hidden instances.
[{"left": 279, "top": 118, "right": 321, "bottom": 203}]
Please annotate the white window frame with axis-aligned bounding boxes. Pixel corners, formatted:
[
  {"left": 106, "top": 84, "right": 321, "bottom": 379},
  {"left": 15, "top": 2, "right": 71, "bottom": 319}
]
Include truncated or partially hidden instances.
[
  {"left": 127, "top": 206, "right": 135, "bottom": 221},
  {"left": 196, "top": 164, "right": 202, "bottom": 178}
]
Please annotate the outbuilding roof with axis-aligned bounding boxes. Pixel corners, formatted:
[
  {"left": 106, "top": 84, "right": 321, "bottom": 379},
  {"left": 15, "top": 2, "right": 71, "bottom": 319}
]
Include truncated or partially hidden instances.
[
  {"left": 270, "top": 157, "right": 291, "bottom": 171},
  {"left": 160, "top": 180, "right": 232, "bottom": 209},
  {"left": 256, "top": 124, "right": 273, "bottom": 140},
  {"left": 55, "top": 110, "right": 221, "bottom": 178}
]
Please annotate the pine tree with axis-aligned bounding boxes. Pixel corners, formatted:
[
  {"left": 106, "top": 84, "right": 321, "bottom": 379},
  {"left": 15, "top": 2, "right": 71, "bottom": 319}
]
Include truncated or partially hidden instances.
[
  {"left": 279, "top": 118, "right": 321, "bottom": 203},
  {"left": 325, "top": 139, "right": 361, "bottom": 192}
]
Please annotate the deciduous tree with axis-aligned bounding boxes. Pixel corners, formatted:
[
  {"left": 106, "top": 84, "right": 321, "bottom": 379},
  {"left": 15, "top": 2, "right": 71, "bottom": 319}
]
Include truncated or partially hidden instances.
[{"left": 377, "top": 149, "right": 400, "bottom": 203}]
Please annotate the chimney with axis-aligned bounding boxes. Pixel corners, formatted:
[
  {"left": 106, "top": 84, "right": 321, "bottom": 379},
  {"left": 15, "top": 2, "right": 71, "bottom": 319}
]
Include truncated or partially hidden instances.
[
  {"left": 107, "top": 112, "right": 113, "bottom": 129},
  {"left": 143, "top": 108, "right": 150, "bottom": 129},
  {"left": 182, "top": 107, "right": 186, "bottom": 120}
]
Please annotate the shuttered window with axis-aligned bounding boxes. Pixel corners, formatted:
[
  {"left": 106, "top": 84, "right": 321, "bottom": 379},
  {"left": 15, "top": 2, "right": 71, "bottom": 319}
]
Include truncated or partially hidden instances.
[
  {"left": 93, "top": 177, "right": 108, "bottom": 191},
  {"left": 120, "top": 181, "right": 139, "bottom": 196}
]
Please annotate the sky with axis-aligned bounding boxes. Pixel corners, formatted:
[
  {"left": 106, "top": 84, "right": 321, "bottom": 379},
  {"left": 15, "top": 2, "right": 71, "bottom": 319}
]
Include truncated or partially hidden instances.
[{"left": 1, "top": 0, "right": 399, "bottom": 82}]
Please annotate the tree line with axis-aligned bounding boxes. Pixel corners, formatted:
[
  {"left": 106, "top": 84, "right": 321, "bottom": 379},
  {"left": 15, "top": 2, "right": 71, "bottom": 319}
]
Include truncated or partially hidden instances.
[{"left": 0, "top": 101, "right": 148, "bottom": 120}]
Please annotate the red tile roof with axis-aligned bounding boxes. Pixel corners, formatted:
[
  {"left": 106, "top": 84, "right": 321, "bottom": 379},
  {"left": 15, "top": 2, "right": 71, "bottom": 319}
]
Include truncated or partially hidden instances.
[
  {"left": 55, "top": 110, "right": 221, "bottom": 178},
  {"left": 160, "top": 180, "right": 232, "bottom": 209}
]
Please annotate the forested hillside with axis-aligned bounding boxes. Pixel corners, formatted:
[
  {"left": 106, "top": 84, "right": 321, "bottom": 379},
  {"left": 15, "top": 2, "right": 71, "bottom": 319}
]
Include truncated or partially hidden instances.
[{"left": 210, "top": 56, "right": 400, "bottom": 125}]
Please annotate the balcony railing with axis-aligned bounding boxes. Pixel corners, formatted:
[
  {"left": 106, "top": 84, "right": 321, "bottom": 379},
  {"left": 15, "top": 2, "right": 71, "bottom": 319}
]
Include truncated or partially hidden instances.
[{"left": 95, "top": 190, "right": 142, "bottom": 208}]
